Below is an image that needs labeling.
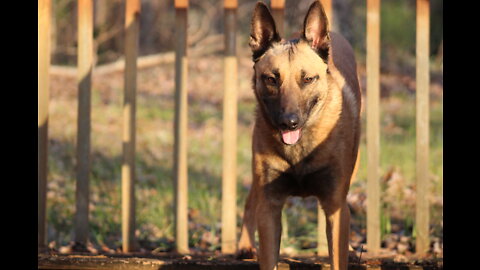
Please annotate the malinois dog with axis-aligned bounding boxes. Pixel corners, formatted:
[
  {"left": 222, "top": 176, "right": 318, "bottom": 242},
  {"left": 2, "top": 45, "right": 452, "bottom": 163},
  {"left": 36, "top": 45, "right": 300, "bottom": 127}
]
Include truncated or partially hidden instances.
[{"left": 237, "top": 1, "right": 361, "bottom": 270}]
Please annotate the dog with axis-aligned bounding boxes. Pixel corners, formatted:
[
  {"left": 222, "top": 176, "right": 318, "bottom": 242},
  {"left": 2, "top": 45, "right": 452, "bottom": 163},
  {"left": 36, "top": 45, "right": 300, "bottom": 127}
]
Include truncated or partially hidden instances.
[{"left": 236, "top": 1, "right": 361, "bottom": 270}]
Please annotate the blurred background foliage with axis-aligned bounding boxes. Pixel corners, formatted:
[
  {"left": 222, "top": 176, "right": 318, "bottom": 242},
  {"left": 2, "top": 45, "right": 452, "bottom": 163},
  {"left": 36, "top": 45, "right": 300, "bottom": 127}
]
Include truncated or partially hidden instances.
[
  {"left": 51, "top": 0, "right": 443, "bottom": 71},
  {"left": 46, "top": 0, "right": 442, "bottom": 256}
]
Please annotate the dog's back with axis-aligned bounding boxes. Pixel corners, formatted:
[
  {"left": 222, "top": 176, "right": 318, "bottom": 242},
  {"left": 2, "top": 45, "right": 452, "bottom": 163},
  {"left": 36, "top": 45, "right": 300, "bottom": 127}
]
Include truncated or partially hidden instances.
[
  {"left": 328, "top": 31, "right": 362, "bottom": 173},
  {"left": 329, "top": 32, "right": 361, "bottom": 104}
]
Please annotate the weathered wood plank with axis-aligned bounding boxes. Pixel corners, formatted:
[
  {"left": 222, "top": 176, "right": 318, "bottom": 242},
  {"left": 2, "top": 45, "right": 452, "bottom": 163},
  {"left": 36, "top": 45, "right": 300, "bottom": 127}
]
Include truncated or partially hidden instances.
[
  {"left": 175, "top": 0, "right": 188, "bottom": 9},
  {"left": 415, "top": 0, "right": 430, "bottom": 257},
  {"left": 224, "top": 0, "right": 237, "bottom": 9},
  {"left": 366, "top": 0, "right": 381, "bottom": 255},
  {"left": 270, "top": 0, "right": 284, "bottom": 37},
  {"left": 38, "top": 254, "right": 442, "bottom": 270},
  {"left": 122, "top": 0, "right": 141, "bottom": 253},
  {"left": 320, "top": 0, "right": 332, "bottom": 24},
  {"left": 317, "top": 0, "right": 332, "bottom": 256},
  {"left": 221, "top": 1, "right": 238, "bottom": 255},
  {"left": 173, "top": 2, "right": 189, "bottom": 254},
  {"left": 38, "top": 0, "right": 51, "bottom": 250},
  {"left": 317, "top": 202, "right": 329, "bottom": 256},
  {"left": 75, "top": 0, "right": 93, "bottom": 247},
  {"left": 270, "top": 0, "right": 285, "bottom": 9},
  {"left": 39, "top": 255, "right": 167, "bottom": 270}
]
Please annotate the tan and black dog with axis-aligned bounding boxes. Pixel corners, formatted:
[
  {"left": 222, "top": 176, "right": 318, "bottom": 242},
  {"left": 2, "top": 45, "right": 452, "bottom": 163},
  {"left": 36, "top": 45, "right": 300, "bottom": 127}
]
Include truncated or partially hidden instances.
[{"left": 237, "top": 1, "right": 361, "bottom": 270}]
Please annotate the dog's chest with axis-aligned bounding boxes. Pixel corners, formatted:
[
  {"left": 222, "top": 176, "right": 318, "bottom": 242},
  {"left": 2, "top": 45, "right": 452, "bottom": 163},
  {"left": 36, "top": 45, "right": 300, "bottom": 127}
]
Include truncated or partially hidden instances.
[
  {"left": 268, "top": 148, "right": 336, "bottom": 198},
  {"left": 274, "top": 162, "right": 336, "bottom": 198},
  {"left": 281, "top": 132, "right": 332, "bottom": 168}
]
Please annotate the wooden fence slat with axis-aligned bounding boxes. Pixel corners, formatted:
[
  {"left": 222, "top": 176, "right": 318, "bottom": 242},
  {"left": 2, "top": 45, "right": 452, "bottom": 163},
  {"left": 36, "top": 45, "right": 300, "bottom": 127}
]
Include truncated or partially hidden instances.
[
  {"left": 317, "top": 203, "right": 329, "bottom": 256},
  {"left": 174, "top": 1, "right": 189, "bottom": 254},
  {"left": 175, "top": 0, "right": 188, "bottom": 9},
  {"left": 224, "top": 0, "right": 237, "bottom": 9},
  {"left": 221, "top": 0, "right": 238, "bottom": 254},
  {"left": 38, "top": 0, "right": 51, "bottom": 250},
  {"left": 270, "top": 0, "right": 285, "bottom": 9},
  {"left": 320, "top": 0, "right": 332, "bottom": 24},
  {"left": 122, "top": 0, "right": 141, "bottom": 253},
  {"left": 74, "top": 0, "right": 93, "bottom": 247},
  {"left": 415, "top": 0, "right": 430, "bottom": 257},
  {"left": 366, "top": 0, "right": 381, "bottom": 255},
  {"left": 270, "top": 0, "right": 284, "bottom": 37},
  {"left": 316, "top": 0, "right": 332, "bottom": 257}
]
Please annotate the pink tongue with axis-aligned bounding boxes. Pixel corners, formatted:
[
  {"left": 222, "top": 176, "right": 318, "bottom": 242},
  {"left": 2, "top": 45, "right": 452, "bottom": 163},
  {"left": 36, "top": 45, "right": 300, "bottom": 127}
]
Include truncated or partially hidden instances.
[{"left": 281, "top": 129, "right": 301, "bottom": 145}]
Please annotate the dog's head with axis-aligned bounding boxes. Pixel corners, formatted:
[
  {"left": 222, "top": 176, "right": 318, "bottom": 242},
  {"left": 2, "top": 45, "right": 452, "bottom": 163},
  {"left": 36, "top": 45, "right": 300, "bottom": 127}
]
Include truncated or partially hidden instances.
[{"left": 250, "top": 1, "right": 331, "bottom": 145}]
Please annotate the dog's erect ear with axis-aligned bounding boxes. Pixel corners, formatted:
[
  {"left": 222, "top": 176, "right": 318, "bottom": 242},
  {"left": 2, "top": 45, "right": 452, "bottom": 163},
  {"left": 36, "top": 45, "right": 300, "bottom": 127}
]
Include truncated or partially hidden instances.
[
  {"left": 302, "top": 0, "right": 330, "bottom": 61},
  {"left": 250, "top": 2, "right": 281, "bottom": 60}
]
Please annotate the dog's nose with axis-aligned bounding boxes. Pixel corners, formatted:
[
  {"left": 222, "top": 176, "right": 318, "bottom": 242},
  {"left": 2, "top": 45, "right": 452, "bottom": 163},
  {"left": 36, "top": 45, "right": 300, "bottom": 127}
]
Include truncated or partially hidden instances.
[{"left": 281, "top": 113, "right": 299, "bottom": 130}]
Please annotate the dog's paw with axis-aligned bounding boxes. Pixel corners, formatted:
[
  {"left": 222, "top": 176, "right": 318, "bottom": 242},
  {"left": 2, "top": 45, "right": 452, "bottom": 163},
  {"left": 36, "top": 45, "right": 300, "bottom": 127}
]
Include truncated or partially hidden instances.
[{"left": 236, "top": 247, "right": 257, "bottom": 260}]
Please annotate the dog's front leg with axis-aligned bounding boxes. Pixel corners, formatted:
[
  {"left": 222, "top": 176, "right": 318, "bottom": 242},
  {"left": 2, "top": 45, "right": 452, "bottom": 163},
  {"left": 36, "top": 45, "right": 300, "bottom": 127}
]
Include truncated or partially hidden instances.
[
  {"left": 324, "top": 200, "right": 350, "bottom": 270},
  {"left": 256, "top": 190, "right": 285, "bottom": 270}
]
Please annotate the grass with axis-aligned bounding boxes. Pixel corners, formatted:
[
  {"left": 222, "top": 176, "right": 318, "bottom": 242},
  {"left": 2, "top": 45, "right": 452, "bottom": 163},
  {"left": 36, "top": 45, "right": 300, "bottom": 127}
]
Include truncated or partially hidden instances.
[
  {"left": 357, "top": 91, "right": 443, "bottom": 185},
  {"left": 45, "top": 57, "right": 442, "bottom": 254}
]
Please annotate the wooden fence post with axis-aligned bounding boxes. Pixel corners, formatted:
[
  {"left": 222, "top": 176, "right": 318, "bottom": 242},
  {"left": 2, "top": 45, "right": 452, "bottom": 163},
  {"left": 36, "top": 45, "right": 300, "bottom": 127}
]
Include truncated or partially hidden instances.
[
  {"left": 221, "top": 0, "right": 238, "bottom": 255},
  {"left": 74, "top": 0, "right": 93, "bottom": 248},
  {"left": 122, "top": 0, "right": 141, "bottom": 253},
  {"left": 317, "top": 204, "right": 329, "bottom": 256},
  {"left": 320, "top": 0, "right": 332, "bottom": 24},
  {"left": 316, "top": 0, "right": 332, "bottom": 258},
  {"left": 270, "top": 0, "right": 284, "bottom": 37},
  {"left": 38, "top": 0, "right": 51, "bottom": 250},
  {"left": 366, "top": 0, "right": 381, "bottom": 255},
  {"left": 415, "top": 0, "right": 430, "bottom": 257},
  {"left": 174, "top": 0, "right": 189, "bottom": 255}
]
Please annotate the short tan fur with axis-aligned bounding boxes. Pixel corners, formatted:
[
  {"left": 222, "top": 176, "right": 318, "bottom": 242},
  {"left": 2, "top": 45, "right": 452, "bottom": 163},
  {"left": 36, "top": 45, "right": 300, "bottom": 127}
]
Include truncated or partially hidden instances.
[{"left": 237, "top": 2, "right": 361, "bottom": 270}]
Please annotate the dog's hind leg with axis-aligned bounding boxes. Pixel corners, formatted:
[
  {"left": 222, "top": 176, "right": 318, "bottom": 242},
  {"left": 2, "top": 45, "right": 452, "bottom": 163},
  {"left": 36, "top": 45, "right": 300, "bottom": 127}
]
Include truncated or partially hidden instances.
[
  {"left": 237, "top": 183, "right": 259, "bottom": 259},
  {"left": 324, "top": 200, "right": 351, "bottom": 270}
]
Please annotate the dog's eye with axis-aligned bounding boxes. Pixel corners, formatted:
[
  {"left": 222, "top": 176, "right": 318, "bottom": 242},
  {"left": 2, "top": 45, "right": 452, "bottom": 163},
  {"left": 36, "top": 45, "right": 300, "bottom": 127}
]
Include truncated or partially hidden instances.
[
  {"left": 303, "top": 76, "right": 315, "bottom": 84},
  {"left": 264, "top": 76, "right": 277, "bottom": 86}
]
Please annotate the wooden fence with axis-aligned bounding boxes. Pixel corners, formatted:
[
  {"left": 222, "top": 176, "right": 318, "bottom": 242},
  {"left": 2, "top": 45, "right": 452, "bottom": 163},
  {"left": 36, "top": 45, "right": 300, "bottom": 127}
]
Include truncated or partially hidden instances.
[{"left": 38, "top": 0, "right": 432, "bottom": 257}]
